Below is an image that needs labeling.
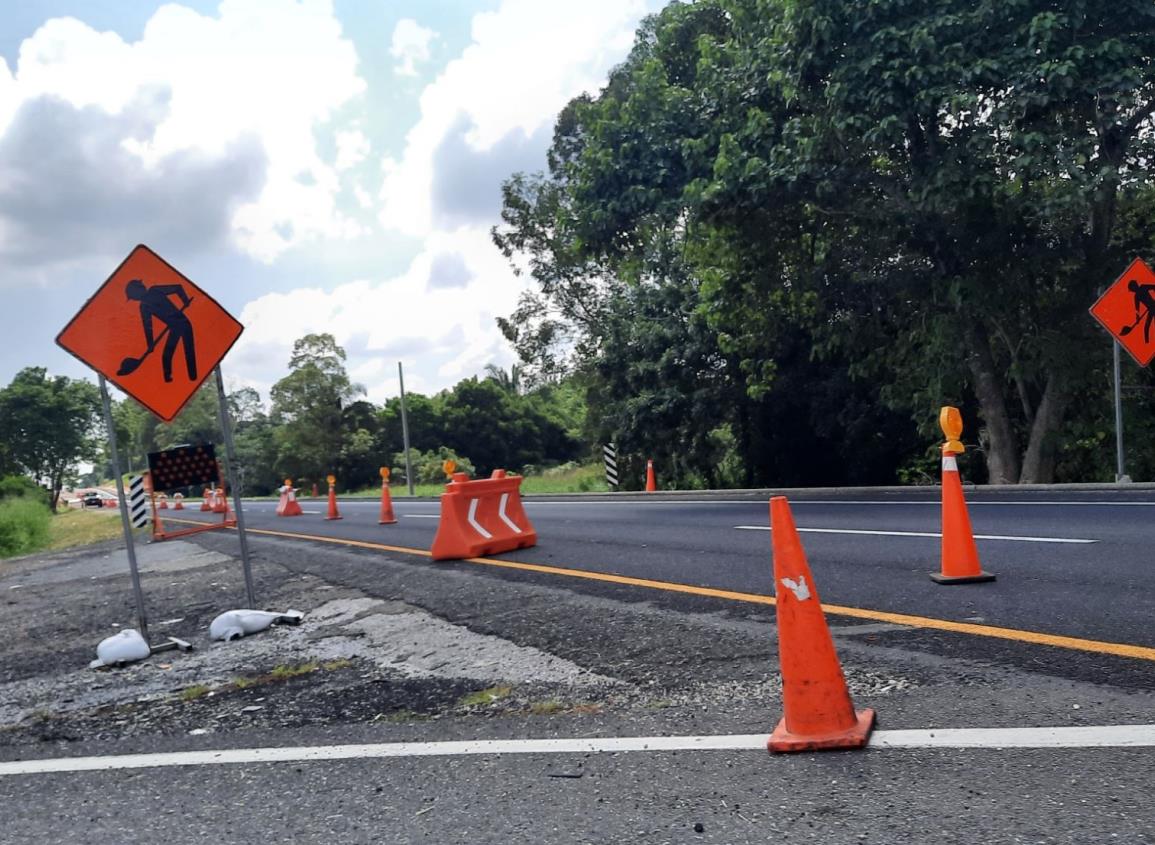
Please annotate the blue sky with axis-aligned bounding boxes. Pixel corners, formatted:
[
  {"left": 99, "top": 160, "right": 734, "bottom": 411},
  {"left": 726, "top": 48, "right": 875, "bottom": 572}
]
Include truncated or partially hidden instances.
[{"left": 0, "top": 0, "right": 658, "bottom": 403}]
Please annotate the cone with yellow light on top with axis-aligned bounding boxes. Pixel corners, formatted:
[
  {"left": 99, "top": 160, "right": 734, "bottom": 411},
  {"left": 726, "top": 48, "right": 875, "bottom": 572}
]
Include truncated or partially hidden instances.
[
  {"left": 767, "top": 496, "right": 875, "bottom": 753},
  {"left": 324, "top": 474, "right": 343, "bottom": 520},
  {"left": 931, "top": 406, "right": 995, "bottom": 585},
  {"left": 378, "top": 466, "right": 397, "bottom": 525}
]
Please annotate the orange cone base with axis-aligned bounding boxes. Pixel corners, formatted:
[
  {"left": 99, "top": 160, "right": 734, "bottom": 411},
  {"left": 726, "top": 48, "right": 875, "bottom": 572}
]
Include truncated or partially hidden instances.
[
  {"left": 325, "top": 515, "right": 343, "bottom": 521},
  {"left": 379, "top": 517, "right": 397, "bottom": 525},
  {"left": 768, "top": 708, "right": 876, "bottom": 753},
  {"left": 929, "top": 570, "right": 996, "bottom": 585}
]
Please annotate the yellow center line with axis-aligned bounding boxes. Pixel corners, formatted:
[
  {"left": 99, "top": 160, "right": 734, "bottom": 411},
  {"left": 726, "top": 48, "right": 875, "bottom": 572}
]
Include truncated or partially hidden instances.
[{"left": 169, "top": 519, "right": 1155, "bottom": 663}]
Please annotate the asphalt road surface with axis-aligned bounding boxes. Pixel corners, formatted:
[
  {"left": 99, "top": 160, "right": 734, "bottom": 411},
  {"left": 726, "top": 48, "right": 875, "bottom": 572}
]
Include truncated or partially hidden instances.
[
  {"left": 174, "top": 488, "right": 1155, "bottom": 652},
  {"left": 4, "top": 487, "right": 1153, "bottom": 844}
]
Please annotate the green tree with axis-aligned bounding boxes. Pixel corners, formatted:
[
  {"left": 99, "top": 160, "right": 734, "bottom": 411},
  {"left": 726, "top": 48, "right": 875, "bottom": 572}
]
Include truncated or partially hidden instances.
[
  {"left": 496, "top": 0, "right": 1155, "bottom": 486},
  {"left": 270, "top": 333, "right": 364, "bottom": 482},
  {"left": 0, "top": 368, "right": 101, "bottom": 509}
]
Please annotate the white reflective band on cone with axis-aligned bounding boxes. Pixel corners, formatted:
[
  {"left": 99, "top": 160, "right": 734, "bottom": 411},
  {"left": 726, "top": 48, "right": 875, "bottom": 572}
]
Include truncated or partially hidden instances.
[{"left": 942, "top": 455, "right": 959, "bottom": 472}]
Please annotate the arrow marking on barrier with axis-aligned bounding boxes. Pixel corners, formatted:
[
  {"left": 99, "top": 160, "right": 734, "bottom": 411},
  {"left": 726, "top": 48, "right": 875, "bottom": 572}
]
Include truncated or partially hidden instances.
[
  {"left": 466, "top": 498, "right": 493, "bottom": 538},
  {"left": 780, "top": 576, "right": 811, "bottom": 601},
  {"left": 497, "top": 493, "right": 522, "bottom": 533}
]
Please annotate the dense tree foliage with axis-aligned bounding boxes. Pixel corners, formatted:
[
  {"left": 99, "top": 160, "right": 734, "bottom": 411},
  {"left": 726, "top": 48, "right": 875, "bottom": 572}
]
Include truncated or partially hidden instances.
[
  {"left": 493, "top": 0, "right": 1155, "bottom": 486},
  {"left": 78, "top": 335, "right": 586, "bottom": 496}
]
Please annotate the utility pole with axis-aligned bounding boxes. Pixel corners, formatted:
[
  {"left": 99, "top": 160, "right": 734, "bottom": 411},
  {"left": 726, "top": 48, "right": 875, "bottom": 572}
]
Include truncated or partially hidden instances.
[{"left": 399, "top": 361, "right": 415, "bottom": 496}]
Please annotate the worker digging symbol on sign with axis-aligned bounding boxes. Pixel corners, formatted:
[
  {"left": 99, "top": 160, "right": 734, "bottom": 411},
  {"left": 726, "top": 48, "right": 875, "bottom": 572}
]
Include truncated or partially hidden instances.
[
  {"left": 124, "top": 279, "right": 197, "bottom": 382},
  {"left": 1122, "top": 278, "right": 1155, "bottom": 344}
]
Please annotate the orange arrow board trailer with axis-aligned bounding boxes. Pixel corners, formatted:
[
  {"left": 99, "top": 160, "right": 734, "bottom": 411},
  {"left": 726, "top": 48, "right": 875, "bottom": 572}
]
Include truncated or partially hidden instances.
[
  {"left": 56, "top": 245, "right": 244, "bottom": 421},
  {"left": 1090, "top": 257, "right": 1155, "bottom": 367}
]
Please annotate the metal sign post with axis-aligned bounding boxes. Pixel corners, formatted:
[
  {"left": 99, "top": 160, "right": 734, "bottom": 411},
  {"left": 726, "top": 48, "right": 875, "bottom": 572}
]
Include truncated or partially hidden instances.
[
  {"left": 98, "top": 376, "right": 151, "bottom": 643},
  {"left": 399, "top": 361, "right": 415, "bottom": 496},
  {"left": 214, "top": 367, "right": 256, "bottom": 607},
  {"left": 1113, "top": 340, "right": 1127, "bottom": 482}
]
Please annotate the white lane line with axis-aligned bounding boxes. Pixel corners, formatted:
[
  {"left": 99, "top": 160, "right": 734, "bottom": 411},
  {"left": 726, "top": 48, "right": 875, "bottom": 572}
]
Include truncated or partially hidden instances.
[
  {"left": 871, "top": 724, "right": 1155, "bottom": 748},
  {"left": 404, "top": 514, "right": 440, "bottom": 519},
  {"left": 283, "top": 499, "right": 1155, "bottom": 507},
  {"left": 3, "top": 725, "right": 1153, "bottom": 775},
  {"left": 733, "top": 526, "right": 1096, "bottom": 544},
  {"left": 516, "top": 500, "right": 1155, "bottom": 507}
]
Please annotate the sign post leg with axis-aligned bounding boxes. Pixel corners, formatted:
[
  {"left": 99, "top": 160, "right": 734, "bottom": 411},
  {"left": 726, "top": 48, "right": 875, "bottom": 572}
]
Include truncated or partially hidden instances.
[
  {"left": 1113, "top": 340, "right": 1128, "bottom": 482},
  {"left": 214, "top": 367, "right": 257, "bottom": 607},
  {"left": 399, "top": 361, "right": 415, "bottom": 497},
  {"left": 98, "top": 376, "right": 151, "bottom": 643}
]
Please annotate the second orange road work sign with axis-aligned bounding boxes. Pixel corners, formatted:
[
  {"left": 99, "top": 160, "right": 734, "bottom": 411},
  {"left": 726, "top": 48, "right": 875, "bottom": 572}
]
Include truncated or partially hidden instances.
[
  {"left": 1090, "top": 257, "right": 1155, "bottom": 367},
  {"left": 56, "top": 244, "right": 244, "bottom": 421}
]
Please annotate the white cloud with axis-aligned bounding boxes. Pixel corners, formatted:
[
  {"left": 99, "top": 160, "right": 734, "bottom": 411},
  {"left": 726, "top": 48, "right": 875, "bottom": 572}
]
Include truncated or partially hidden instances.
[
  {"left": 0, "top": 0, "right": 367, "bottom": 263},
  {"left": 334, "top": 128, "right": 369, "bottom": 171},
  {"left": 378, "top": 0, "right": 649, "bottom": 238},
  {"left": 232, "top": 225, "right": 519, "bottom": 401},
  {"left": 390, "top": 18, "right": 436, "bottom": 77}
]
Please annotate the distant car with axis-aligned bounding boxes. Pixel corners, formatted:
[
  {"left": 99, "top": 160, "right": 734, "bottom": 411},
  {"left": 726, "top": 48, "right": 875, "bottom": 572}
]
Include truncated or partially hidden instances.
[{"left": 83, "top": 493, "right": 105, "bottom": 508}]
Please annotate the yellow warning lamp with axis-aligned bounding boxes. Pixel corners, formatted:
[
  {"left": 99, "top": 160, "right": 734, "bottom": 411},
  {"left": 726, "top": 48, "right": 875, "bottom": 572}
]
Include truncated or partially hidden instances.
[
  {"left": 326, "top": 474, "right": 336, "bottom": 486},
  {"left": 379, "top": 466, "right": 390, "bottom": 481},
  {"left": 442, "top": 459, "right": 456, "bottom": 477},
  {"left": 939, "top": 406, "right": 965, "bottom": 454}
]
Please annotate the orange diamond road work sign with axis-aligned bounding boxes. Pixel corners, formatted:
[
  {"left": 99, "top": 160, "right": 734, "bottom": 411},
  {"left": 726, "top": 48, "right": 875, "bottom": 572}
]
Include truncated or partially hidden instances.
[
  {"left": 1090, "top": 257, "right": 1155, "bottom": 367},
  {"left": 56, "top": 244, "right": 244, "bottom": 421}
]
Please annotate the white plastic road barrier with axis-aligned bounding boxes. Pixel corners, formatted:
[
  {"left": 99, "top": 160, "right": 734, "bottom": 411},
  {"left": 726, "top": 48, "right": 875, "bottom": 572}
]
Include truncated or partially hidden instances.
[
  {"left": 209, "top": 609, "right": 304, "bottom": 641},
  {"left": 90, "top": 629, "right": 150, "bottom": 669}
]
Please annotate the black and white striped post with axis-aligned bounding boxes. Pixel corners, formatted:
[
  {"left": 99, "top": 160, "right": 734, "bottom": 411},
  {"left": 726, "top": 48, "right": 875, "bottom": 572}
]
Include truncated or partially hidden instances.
[
  {"left": 603, "top": 443, "right": 619, "bottom": 489},
  {"left": 127, "top": 475, "right": 149, "bottom": 529}
]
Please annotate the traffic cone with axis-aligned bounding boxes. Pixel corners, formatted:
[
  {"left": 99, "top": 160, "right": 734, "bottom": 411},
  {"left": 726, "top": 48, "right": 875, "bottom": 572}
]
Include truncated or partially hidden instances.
[
  {"left": 211, "top": 488, "right": 229, "bottom": 515},
  {"left": 276, "top": 481, "right": 303, "bottom": 517},
  {"left": 172, "top": 493, "right": 184, "bottom": 511},
  {"left": 645, "top": 459, "right": 657, "bottom": 492},
  {"left": 157, "top": 493, "right": 169, "bottom": 510},
  {"left": 378, "top": 480, "right": 397, "bottom": 524},
  {"left": 325, "top": 480, "right": 343, "bottom": 520},
  {"left": 200, "top": 489, "right": 212, "bottom": 512},
  {"left": 767, "top": 496, "right": 875, "bottom": 753},
  {"left": 932, "top": 447, "right": 996, "bottom": 584},
  {"left": 312, "top": 483, "right": 318, "bottom": 499}
]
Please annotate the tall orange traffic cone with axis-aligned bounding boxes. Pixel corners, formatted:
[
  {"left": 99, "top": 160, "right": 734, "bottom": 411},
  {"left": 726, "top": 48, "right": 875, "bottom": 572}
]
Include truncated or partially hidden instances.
[
  {"left": 768, "top": 496, "right": 875, "bottom": 753},
  {"left": 378, "top": 481, "right": 397, "bottom": 524},
  {"left": 645, "top": 459, "right": 657, "bottom": 492},
  {"left": 324, "top": 477, "right": 342, "bottom": 520},
  {"left": 932, "top": 447, "right": 996, "bottom": 584}
]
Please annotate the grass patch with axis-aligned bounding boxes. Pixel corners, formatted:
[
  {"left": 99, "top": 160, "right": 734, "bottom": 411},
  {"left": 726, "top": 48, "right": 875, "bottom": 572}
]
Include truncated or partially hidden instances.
[
  {"left": 43, "top": 509, "right": 123, "bottom": 553},
  {"left": 528, "top": 699, "right": 566, "bottom": 716},
  {"left": 231, "top": 659, "right": 351, "bottom": 692},
  {"left": 457, "top": 684, "right": 513, "bottom": 708},
  {"left": 0, "top": 497, "right": 52, "bottom": 557},
  {"left": 269, "top": 661, "right": 319, "bottom": 680},
  {"left": 181, "top": 684, "right": 211, "bottom": 702}
]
